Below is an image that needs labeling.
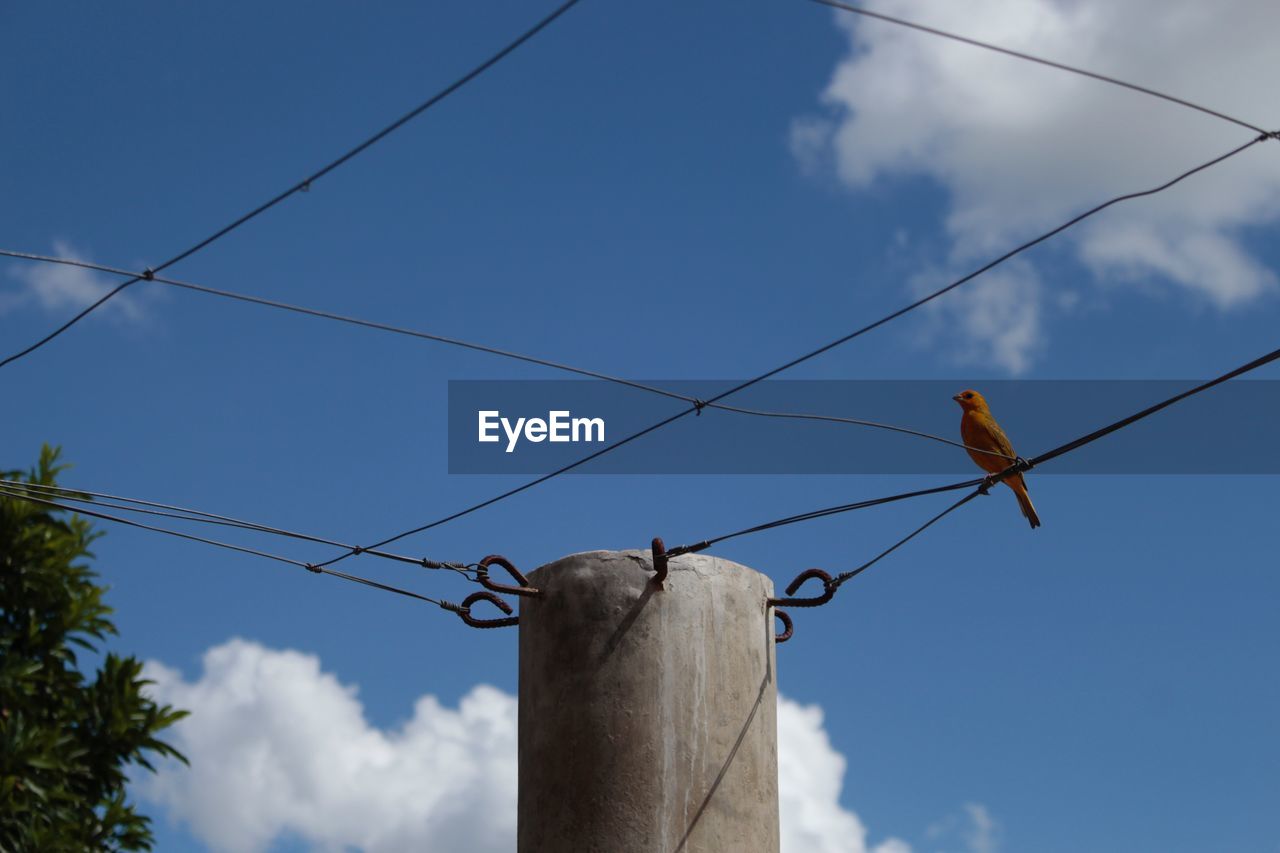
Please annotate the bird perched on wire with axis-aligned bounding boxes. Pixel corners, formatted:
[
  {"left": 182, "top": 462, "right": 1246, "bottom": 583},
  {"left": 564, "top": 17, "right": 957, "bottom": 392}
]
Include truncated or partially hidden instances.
[{"left": 954, "top": 389, "right": 1040, "bottom": 529}]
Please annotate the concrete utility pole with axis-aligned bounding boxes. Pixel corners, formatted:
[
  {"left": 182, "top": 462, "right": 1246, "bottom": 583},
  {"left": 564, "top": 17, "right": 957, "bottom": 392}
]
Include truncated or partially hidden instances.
[{"left": 517, "top": 548, "right": 780, "bottom": 853}]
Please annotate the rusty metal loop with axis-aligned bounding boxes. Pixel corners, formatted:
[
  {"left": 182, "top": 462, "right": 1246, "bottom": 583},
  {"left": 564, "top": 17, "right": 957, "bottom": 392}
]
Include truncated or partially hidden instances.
[
  {"left": 773, "top": 609, "right": 794, "bottom": 643},
  {"left": 651, "top": 537, "right": 668, "bottom": 587},
  {"left": 477, "top": 554, "right": 540, "bottom": 597},
  {"left": 767, "top": 568, "right": 835, "bottom": 608},
  {"left": 447, "top": 591, "right": 519, "bottom": 629}
]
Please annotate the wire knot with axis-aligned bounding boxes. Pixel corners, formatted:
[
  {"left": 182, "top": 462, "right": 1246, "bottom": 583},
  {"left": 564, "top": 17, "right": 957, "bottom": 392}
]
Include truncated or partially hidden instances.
[
  {"left": 350, "top": 545, "right": 365, "bottom": 555},
  {"left": 304, "top": 563, "right": 321, "bottom": 574},
  {"left": 141, "top": 268, "right": 155, "bottom": 281},
  {"left": 692, "top": 399, "right": 708, "bottom": 416}
]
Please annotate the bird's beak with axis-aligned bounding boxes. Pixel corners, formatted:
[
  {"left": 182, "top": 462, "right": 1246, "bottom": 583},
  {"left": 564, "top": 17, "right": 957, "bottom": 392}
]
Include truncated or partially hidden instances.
[{"left": 951, "top": 394, "right": 962, "bottom": 402}]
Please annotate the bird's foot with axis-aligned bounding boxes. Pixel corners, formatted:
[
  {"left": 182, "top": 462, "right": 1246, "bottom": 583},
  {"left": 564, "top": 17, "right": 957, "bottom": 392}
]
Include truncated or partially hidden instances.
[
  {"left": 978, "top": 474, "right": 997, "bottom": 495},
  {"left": 1014, "top": 455, "right": 1033, "bottom": 472}
]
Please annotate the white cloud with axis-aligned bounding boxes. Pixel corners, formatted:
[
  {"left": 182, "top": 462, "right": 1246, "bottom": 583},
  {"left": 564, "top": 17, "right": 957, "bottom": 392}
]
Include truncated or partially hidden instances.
[
  {"left": 141, "top": 638, "right": 912, "bottom": 853},
  {"left": 779, "top": 697, "right": 912, "bottom": 853},
  {"left": 142, "top": 639, "right": 518, "bottom": 853},
  {"left": 5, "top": 240, "right": 147, "bottom": 322},
  {"left": 796, "top": 0, "right": 1280, "bottom": 368}
]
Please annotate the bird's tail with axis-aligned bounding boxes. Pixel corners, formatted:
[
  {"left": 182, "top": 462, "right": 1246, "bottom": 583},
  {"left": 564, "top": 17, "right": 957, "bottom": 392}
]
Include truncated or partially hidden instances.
[{"left": 1012, "top": 479, "right": 1041, "bottom": 529}]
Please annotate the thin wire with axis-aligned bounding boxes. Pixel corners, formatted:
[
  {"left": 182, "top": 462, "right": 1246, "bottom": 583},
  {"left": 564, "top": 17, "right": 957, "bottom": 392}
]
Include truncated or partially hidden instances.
[
  {"left": 322, "top": 133, "right": 1271, "bottom": 566},
  {"left": 1029, "top": 343, "right": 1280, "bottom": 468},
  {"left": 0, "top": 486, "right": 452, "bottom": 608},
  {"left": 0, "top": 478, "right": 479, "bottom": 580},
  {"left": 692, "top": 135, "right": 1269, "bottom": 406},
  {"left": 706, "top": 402, "right": 1012, "bottom": 459},
  {"left": 3, "top": 124, "right": 1265, "bottom": 567},
  {"left": 312, "top": 406, "right": 695, "bottom": 567},
  {"left": 0, "top": 486, "right": 311, "bottom": 569},
  {"left": 808, "top": 0, "right": 1271, "bottom": 136},
  {"left": 1, "top": 249, "right": 1021, "bottom": 459},
  {"left": 665, "top": 477, "right": 984, "bottom": 557},
  {"left": 4, "top": 129, "right": 1268, "bottom": 461},
  {"left": 0, "top": 0, "right": 585, "bottom": 370},
  {"left": 0, "top": 278, "right": 142, "bottom": 369},
  {"left": 315, "top": 566, "right": 449, "bottom": 607},
  {"left": 0, "top": 250, "right": 694, "bottom": 404},
  {"left": 3, "top": 478, "right": 352, "bottom": 545},
  {"left": 687, "top": 339, "right": 1280, "bottom": 582},
  {"left": 829, "top": 488, "right": 983, "bottom": 588}
]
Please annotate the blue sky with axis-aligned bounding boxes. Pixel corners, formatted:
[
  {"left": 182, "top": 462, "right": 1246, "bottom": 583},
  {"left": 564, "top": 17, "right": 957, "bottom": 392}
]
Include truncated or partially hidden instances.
[{"left": 3, "top": 1, "right": 1278, "bottom": 851}]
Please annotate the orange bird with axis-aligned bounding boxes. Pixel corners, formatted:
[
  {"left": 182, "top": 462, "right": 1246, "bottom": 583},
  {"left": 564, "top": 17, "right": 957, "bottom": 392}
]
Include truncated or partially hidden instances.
[{"left": 953, "top": 389, "right": 1040, "bottom": 529}]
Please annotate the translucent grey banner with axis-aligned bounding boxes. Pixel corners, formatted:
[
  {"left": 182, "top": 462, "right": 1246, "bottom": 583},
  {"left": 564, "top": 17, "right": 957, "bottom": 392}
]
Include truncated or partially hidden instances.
[{"left": 447, "top": 380, "right": 1280, "bottom": 474}]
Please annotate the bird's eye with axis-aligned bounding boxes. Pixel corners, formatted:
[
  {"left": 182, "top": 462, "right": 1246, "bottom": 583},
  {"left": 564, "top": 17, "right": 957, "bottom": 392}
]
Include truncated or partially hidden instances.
[{"left": 963, "top": 392, "right": 973, "bottom": 399}]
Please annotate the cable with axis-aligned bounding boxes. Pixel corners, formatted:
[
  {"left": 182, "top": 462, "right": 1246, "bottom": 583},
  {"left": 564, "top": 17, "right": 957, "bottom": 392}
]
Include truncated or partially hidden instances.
[
  {"left": 0, "top": 278, "right": 141, "bottom": 369},
  {"left": 1, "top": 248, "right": 1021, "bottom": 460},
  {"left": 321, "top": 133, "right": 1271, "bottom": 566},
  {"left": 0, "top": 249, "right": 1015, "bottom": 459},
  {"left": 807, "top": 0, "right": 1272, "bottom": 136},
  {"left": 1030, "top": 345, "right": 1280, "bottom": 467},
  {"left": 4, "top": 104, "right": 1267, "bottom": 566},
  {"left": 7, "top": 134, "right": 1262, "bottom": 570},
  {"left": 0, "top": 250, "right": 694, "bottom": 405},
  {"left": 693, "top": 135, "right": 1268, "bottom": 404},
  {"left": 828, "top": 488, "right": 982, "bottom": 588},
  {"left": 664, "top": 477, "right": 985, "bottom": 557},
  {"left": 1, "top": 486, "right": 308, "bottom": 570},
  {"left": 0, "top": 486, "right": 453, "bottom": 608},
  {"left": 706, "top": 402, "right": 1013, "bottom": 460},
  {"left": 680, "top": 339, "right": 1280, "bottom": 582},
  {"left": 1, "top": 130, "right": 1267, "bottom": 503},
  {"left": 0, "top": 479, "right": 478, "bottom": 580},
  {"left": 310, "top": 406, "right": 695, "bottom": 568},
  {"left": 0, "top": 0, "right": 585, "bottom": 370}
]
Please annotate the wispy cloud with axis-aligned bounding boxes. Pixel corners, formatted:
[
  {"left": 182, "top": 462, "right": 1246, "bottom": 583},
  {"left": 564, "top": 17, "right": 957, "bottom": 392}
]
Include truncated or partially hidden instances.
[
  {"left": 5, "top": 240, "right": 147, "bottom": 323},
  {"left": 141, "top": 638, "right": 913, "bottom": 853},
  {"left": 926, "top": 802, "right": 1001, "bottom": 853},
  {"left": 794, "top": 0, "right": 1280, "bottom": 371},
  {"left": 908, "top": 260, "right": 1045, "bottom": 374}
]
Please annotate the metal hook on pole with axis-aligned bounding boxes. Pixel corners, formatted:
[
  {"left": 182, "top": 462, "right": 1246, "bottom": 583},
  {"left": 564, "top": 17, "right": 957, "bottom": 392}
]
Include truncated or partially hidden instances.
[
  {"left": 477, "top": 554, "right": 540, "bottom": 597},
  {"left": 441, "top": 590, "right": 519, "bottom": 629},
  {"left": 650, "top": 537, "right": 669, "bottom": 588},
  {"left": 767, "top": 568, "right": 835, "bottom": 608},
  {"left": 773, "top": 609, "right": 794, "bottom": 643}
]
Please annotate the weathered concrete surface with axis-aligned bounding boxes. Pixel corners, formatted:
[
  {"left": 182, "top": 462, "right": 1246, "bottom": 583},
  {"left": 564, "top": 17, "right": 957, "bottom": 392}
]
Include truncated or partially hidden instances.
[{"left": 518, "top": 550, "right": 779, "bottom": 853}]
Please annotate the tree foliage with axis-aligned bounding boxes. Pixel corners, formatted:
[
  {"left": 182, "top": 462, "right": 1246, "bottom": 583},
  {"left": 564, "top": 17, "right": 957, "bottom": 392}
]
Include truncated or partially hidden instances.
[{"left": 0, "top": 446, "right": 188, "bottom": 851}]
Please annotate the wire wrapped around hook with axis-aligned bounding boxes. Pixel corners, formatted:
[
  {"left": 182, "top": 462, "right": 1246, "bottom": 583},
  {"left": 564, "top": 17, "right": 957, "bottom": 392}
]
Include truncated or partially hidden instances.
[
  {"left": 477, "top": 554, "right": 540, "bottom": 597},
  {"left": 767, "top": 568, "right": 835, "bottom": 608},
  {"left": 441, "top": 591, "right": 519, "bottom": 629}
]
